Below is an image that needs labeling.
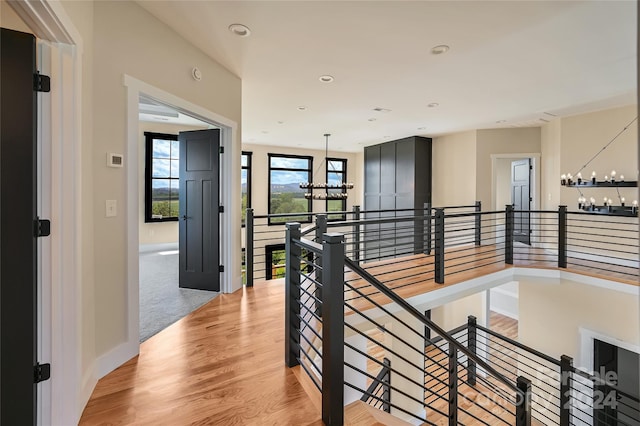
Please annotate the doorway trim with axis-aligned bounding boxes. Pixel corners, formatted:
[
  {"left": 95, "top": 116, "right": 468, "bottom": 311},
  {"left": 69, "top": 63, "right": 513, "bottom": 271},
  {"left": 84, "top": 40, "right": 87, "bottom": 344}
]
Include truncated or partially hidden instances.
[{"left": 113, "top": 75, "right": 239, "bottom": 377}]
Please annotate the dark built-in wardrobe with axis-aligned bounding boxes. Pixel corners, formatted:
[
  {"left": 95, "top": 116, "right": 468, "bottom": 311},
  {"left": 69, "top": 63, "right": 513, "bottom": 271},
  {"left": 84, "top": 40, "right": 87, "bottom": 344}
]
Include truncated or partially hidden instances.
[{"left": 364, "top": 136, "right": 433, "bottom": 259}]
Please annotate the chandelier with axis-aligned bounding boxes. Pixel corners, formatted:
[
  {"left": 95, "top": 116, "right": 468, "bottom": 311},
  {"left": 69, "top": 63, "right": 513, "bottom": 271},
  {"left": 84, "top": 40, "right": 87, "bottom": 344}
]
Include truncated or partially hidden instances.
[{"left": 300, "top": 134, "right": 354, "bottom": 200}]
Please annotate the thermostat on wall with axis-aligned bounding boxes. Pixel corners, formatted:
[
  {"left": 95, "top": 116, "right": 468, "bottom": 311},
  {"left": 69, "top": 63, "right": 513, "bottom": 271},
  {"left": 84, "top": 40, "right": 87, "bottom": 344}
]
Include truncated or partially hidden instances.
[{"left": 107, "top": 153, "right": 124, "bottom": 168}]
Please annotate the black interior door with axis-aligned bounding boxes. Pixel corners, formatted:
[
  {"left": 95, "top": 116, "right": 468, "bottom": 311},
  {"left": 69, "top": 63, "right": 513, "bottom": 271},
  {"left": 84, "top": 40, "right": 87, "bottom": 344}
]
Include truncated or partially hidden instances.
[
  {"left": 1, "top": 28, "right": 39, "bottom": 425},
  {"left": 511, "top": 159, "right": 531, "bottom": 245},
  {"left": 178, "top": 129, "right": 220, "bottom": 291}
]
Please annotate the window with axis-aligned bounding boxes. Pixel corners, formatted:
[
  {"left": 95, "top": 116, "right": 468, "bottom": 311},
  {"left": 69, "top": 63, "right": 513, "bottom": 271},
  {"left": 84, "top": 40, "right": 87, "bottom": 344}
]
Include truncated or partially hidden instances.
[
  {"left": 241, "top": 151, "right": 252, "bottom": 226},
  {"left": 268, "top": 154, "right": 313, "bottom": 225},
  {"left": 326, "top": 157, "right": 348, "bottom": 220},
  {"left": 145, "top": 132, "right": 179, "bottom": 222},
  {"left": 265, "top": 244, "right": 286, "bottom": 280}
]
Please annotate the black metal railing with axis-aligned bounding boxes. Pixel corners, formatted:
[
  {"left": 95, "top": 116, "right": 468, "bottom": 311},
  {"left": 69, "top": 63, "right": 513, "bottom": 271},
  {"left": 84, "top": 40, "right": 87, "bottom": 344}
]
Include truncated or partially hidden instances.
[
  {"left": 285, "top": 225, "right": 531, "bottom": 425},
  {"left": 423, "top": 316, "right": 640, "bottom": 426},
  {"left": 251, "top": 204, "right": 638, "bottom": 289}
]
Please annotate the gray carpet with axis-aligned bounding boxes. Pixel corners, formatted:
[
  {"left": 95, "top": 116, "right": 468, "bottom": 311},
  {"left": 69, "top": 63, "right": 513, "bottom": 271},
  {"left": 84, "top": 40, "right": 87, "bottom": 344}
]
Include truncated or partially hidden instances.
[{"left": 139, "top": 249, "right": 219, "bottom": 342}]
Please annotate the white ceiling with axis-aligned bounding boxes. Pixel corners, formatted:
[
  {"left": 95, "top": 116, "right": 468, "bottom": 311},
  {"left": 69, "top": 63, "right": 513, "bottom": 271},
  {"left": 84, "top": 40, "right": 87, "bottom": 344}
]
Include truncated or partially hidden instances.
[{"left": 138, "top": 1, "right": 637, "bottom": 152}]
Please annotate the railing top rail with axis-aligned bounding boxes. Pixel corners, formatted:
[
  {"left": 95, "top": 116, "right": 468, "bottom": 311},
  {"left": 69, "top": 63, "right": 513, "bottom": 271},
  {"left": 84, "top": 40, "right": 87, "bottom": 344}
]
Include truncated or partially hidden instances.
[
  {"left": 292, "top": 236, "right": 323, "bottom": 254},
  {"left": 343, "top": 256, "right": 520, "bottom": 394},
  {"left": 300, "top": 224, "right": 317, "bottom": 236},
  {"left": 475, "top": 323, "right": 561, "bottom": 366},
  {"left": 326, "top": 215, "right": 431, "bottom": 228}
]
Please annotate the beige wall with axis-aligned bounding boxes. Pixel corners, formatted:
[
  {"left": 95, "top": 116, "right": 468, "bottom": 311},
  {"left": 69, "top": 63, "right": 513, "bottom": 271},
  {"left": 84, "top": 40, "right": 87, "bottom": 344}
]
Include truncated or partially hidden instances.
[
  {"left": 431, "top": 131, "right": 477, "bottom": 206},
  {"left": 519, "top": 277, "right": 639, "bottom": 361},
  {"left": 556, "top": 105, "right": 637, "bottom": 209},
  {"left": 241, "top": 143, "right": 363, "bottom": 215},
  {"left": 1, "top": 0, "right": 31, "bottom": 32},
  {"left": 475, "top": 128, "right": 541, "bottom": 209},
  {"left": 431, "top": 291, "right": 487, "bottom": 332},
  {"left": 62, "top": 0, "right": 241, "bottom": 361},
  {"left": 540, "top": 118, "right": 562, "bottom": 210},
  {"left": 138, "top": 121, "right": 208, "bottom": 246}
]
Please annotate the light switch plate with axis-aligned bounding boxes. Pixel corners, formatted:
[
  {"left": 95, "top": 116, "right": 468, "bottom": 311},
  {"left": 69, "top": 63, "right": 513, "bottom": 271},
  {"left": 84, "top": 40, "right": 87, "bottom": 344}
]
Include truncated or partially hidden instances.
[{"left": 106, "top": 199, "right": 117, "bottom": 217}]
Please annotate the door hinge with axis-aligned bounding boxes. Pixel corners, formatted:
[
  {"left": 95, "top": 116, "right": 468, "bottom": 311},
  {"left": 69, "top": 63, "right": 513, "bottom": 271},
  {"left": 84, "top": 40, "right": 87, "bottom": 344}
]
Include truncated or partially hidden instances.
[
  {"left": 35, "top": 218, "right": 51, "bottom": 237},
  {"left": 219, "top": 265, "right": 224, "bottom": 273},
  {"left": 530, "top": 197, "right": 533, "bottom": 202},
  {"left": 219, "top": 146, "right": 224, "bottom": 154},
  {"left": 34, "top": 72, "right": 51, "bottom": 93},
  {"left": 529, "top": 165, "right": 533, "bottom": 170},
  {"left": 218, "top": 205, "right": 224, "bottom": 213},
  {"left": 34, "top": 363, "right": 51, "bottom": 384}
]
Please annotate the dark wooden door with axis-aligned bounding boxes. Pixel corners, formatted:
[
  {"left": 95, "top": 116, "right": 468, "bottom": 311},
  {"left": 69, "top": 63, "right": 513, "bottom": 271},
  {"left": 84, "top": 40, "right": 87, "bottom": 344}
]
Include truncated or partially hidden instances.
[
  {"left": 178, "top": 129, "right": 220, "bottom": 291},
  {"left": 511, "top": 159, "right": 531, "bottom": 245},
  {"left": 0, "top": 28, "right": 39, "bottom": 424}
]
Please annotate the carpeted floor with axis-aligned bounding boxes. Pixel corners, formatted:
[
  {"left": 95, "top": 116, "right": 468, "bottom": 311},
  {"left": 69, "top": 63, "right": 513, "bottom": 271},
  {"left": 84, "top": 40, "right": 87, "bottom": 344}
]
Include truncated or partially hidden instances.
[{"left": 139, "top": 249, "right": 219, "bottom": 342}]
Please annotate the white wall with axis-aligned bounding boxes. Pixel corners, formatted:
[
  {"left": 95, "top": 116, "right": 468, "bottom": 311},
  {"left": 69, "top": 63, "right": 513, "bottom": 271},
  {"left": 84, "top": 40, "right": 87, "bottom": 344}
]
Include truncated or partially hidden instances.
[{"left": 56, "top": 0, "right": 242, "bottom": 373}]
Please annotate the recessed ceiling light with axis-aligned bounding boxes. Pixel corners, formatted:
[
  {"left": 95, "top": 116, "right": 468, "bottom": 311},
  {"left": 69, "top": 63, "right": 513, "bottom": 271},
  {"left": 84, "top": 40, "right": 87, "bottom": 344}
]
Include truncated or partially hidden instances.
[
  {"left": 228, "top": 23, "right": 251, "bottom": 37},
  {"left": 277, "top": 121, "right": 284, "bottom": 124},
  {"left": 261, "top": 130, "right": 269, "bottom": 134},
  {"left": 431, "top": 45, "right": 450, "bottom": 55},
  {"left": 373, "top": 107, "right": 392, "bottom": 113},
  {"left": 496, "top": 120, "right": 506, "bottom": 124},
  {"left": 383, "top": 135, "right": 391, "bottom": 139},
  {"left": 417, "top": 126, "right": 427, "bottom": 130},
  {"left": 319, "top": 75, "right": 334, "bottom": 83},
  {"left": 427, "top": 103, "right": 439, "bottom": 108},
  {"left": 368, "top": 118, "right": 377, "bottom": 122},
  {"left": 297, "top": 106, "right": 307, "bottom": 111}
]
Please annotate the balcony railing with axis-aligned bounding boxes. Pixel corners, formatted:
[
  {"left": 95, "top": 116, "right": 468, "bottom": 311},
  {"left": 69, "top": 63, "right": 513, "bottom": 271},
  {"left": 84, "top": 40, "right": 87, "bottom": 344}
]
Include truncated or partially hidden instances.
[{"left": 279, "top": 203, "right": 638, "bottom": 425}]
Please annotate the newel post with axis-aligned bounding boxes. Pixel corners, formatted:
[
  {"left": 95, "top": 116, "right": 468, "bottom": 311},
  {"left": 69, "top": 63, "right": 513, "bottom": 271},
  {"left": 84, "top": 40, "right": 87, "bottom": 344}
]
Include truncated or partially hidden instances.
[
  {"left": 246, "top": 208, "right": 254, "bottom": 287},
  {"left": 424, "top": 202, "right": 432, "bottom": 255},
  {"left": 505, "top": 205, "right": 514, "bottom": 265},
  {"left": 315, "top": 214, "right": 328, "bottom": 315},
  {"left": 474, "top": 201, "right": 482, "bottom": 246},
  {"left": 467, "top": 316, "right": 477, "bottom": 386},
  {"left": 322, "top": 233, "right": 345, "bottom": 425},
  {"left": 516, "top": 376, "right": 532, "bottom": 426},
  {"left": 560, "top": 355, "right": 573, "bottom": 426},
  {"left": 434, "top": 208, "right": 445, "bottom": 283},
  {"left": 558, "top": 205, "right": 567, "bottom": 268},
  {"left": 284, "top": 222, "right": 301, "bottom": 368},
  {"left": 353, "top": 205, "right": 361, "bottom": 264}
]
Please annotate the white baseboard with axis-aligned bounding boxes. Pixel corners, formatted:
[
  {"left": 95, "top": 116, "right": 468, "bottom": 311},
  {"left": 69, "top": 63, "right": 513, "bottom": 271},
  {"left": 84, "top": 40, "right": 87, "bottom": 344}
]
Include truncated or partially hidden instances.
[
  {"left": 78, "top": 362, "right": 97, "bottom": 422},
  {"left": 96, "top": 339, "right": 139, "bottom": 379},
  {"left": 490, "top": 306, "right": 519, "bottom": 320},
  {"left": 139, "top": 242, "right": 178, "bottom": 253}
]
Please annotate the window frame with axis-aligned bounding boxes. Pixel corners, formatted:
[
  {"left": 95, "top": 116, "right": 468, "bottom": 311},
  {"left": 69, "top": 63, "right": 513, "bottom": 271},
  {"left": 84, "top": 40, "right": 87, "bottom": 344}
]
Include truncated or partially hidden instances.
[
  {"left": 267, "top": 153, "right": 313, "bottom": 225},
  {"left": 144, "top": 131, "right": 180, "bottom": 223},
  {"left": 241, "top": 151, "right": 252, "bottom": 227},
  {"left": 326, "top": 157, "right": 348, "bottom": 221}
]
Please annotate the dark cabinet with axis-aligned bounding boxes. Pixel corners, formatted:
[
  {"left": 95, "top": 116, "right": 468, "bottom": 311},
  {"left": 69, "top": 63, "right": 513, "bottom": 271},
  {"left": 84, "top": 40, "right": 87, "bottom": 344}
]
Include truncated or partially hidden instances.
[{"left": 364, "top": 136, "right": 432, "bottom": 259}]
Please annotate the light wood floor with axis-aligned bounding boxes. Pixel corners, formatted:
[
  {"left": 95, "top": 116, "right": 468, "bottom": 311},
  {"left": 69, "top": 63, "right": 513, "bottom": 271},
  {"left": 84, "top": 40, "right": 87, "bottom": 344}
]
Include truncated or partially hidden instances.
[{"left": 79, "top": 280, "right": 323, "bottom": 426}]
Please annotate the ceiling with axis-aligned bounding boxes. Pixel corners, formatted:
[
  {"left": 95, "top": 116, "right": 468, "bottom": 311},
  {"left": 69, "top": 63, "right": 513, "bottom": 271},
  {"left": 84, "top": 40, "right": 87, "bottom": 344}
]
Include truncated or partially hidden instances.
[{"left": 137, "top": 1, "right": 637, "bottom": 153}]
